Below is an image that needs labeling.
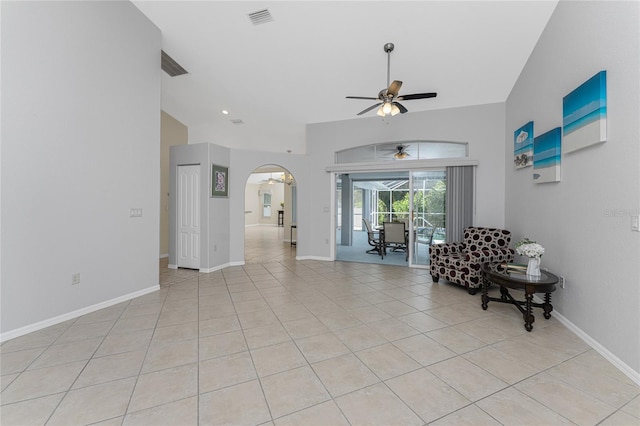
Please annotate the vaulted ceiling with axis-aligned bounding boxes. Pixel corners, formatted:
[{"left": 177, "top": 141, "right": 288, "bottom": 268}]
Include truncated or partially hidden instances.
[{"left": 133, "top": 1, "right": 558, "bottom": 154}]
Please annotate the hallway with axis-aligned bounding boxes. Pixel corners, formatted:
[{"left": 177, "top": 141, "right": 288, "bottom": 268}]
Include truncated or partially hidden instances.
[{"left": 244, "top": 225, "right": 297, "bottom": 264}]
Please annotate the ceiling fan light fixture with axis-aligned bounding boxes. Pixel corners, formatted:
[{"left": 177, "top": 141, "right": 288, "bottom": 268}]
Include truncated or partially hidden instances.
[
  {"left": 376, "top": 107, "right": 385, "bottom": 117},
  {"left": 382, "top": 102, "right": 392, "bottom": 115},
  {"left": 393, "top": 145, "right": 409, "bottom": 159},
  {"left": 394, "top": 151, "right": 409, "bottom": 159},
  {"left": 390, "top": 104, "right": 400, "bottom": 116}
]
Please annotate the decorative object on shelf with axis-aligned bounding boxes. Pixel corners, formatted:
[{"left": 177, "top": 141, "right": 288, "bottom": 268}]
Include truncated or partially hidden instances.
[
  {"left": 515, "top": 238, "right": 545, "bottom": 277},
  {"left": 533, "top": 127, "right": 561, "bottom": 183},
  {"left": 514, "top": 121, "right": 534, "bottom": 169},
  {"left": 563, "top": 70, "right": 607, "bottom": 154},
  {"left": 211, "top": 164, "right": 229, "bottom": 197}
]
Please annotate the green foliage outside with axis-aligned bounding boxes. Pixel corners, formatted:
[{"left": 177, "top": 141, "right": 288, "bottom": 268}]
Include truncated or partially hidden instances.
[
  {"left": 374, "top": 180, "right": 446, "bottom": 230},
  {"left": 389, "top": 180, "right": 446, "bottom": 228}
]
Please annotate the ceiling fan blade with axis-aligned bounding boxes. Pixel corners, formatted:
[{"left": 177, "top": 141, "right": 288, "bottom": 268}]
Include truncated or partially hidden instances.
[
  {"left": 397, "top": 92, "right": 438, "bottom": 101},
  {"left": 357, "top": 103, "right": 382, "bottom": 116},
  {"left": 346, "top": 96, "right": 378, "bottom": 100},
  {"left": 393, "top": 102, "right": 408, "bottom": 114},
  {"left": 387, "top": 80, "right": 403, "bottom": 97}
]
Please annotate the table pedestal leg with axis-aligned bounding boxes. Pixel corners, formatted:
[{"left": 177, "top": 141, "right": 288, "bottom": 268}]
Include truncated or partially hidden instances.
[
  {"left": 499, "top": 286, "right": 509, "bottom": 301},
  {"left": 481, "top": 277, "right": 489, "bottom": 310},
  {"left": 524, "top": 293, "right": 535, "bottom": 332},
  {"left": 543, "top": 292, "right": 553, "bottom": 319}
]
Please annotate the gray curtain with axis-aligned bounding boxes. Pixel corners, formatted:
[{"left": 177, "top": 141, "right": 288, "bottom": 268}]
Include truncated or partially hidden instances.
[{"left": 445, "top": 166, "right": 475, "bottom": 242}]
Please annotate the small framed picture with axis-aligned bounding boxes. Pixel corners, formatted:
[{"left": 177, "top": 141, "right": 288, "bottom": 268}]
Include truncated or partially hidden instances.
[{"left": 211, "top": 164, "right": 228, "bottom": 197}]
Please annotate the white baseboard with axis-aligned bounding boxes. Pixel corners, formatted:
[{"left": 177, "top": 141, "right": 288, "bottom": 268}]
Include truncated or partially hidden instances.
[
  {"left": 0, "top": 285, "right": 160, "bottom": 343},
  {"left": 159, "top": 253, "right": 168, "bottom": 259},
  {"left": 168, "top": 261, "right": 246, "bottom": 274},
  {"left": 199, "top": 261, "right": 245, "bottom": 273},
  {"left": 532, "top": 295, "right": 640, "bottom": 386},
  {"left": 296, "top": 255, "right": 332, "bottom": 262}
]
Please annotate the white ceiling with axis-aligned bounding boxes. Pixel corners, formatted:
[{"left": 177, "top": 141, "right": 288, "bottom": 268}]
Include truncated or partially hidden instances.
[{"left": 133, "top": 1, "right": 558, "bottom": 154}]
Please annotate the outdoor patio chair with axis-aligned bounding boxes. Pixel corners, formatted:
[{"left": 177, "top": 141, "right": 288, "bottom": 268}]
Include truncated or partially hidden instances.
[
  {"left": 382, "top": 222, "right": 408, "bottom": 260},
  {"left": 362, "top": 219, "right": 381, "bottom": 255}
]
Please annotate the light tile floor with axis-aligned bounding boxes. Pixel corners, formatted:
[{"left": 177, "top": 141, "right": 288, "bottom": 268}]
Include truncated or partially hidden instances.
[{"left": 2, "top": 261, "right": 639, "bottom": 425}]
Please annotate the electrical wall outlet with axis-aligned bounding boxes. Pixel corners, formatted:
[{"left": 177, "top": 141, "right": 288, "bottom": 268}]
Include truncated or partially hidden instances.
[
  {"left": 559, "top": 276, "right": 565, "bottom": 289},
  {"left": 72, "top": 273, "right": 81, "bottom": 285}
]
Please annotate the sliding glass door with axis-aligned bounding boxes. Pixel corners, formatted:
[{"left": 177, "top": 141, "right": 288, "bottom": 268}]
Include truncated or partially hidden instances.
[
  {"left": 409, "top": 170, "right": 446, "bottom": 267},
  {"left": 334, "top": 169, "right": 447, "bottom": 269}
]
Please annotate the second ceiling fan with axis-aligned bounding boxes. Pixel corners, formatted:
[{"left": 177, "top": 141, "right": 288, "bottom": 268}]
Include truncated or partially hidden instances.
[{"left": 346, "top": 42, "right": 437, "bottom": 117}]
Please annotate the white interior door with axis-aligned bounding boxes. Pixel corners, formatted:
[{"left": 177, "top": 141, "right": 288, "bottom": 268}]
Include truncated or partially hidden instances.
[{"left": 177, "top": 165, "right": 200, "bottom": 269}]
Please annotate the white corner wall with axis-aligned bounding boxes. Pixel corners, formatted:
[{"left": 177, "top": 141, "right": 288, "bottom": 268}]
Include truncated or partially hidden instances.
[
  {"left": 1, "top": 2, "right": 161, "bottom": 338},
  {"left": 505, "top": 1, "right": 639, "bottom": 377},
  {"left": 169, "top": 143, "right": 230, "bottom": 271}
]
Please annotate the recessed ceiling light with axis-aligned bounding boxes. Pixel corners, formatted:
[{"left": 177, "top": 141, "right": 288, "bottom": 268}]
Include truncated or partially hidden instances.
[{"left": 222, "top": 110, "right": 229, "bottom": 115}]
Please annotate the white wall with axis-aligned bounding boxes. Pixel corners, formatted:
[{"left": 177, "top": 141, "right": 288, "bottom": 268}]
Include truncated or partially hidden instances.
[
  {"left": 244, "top": 183, "right": 261, "bottom": 225},
  {"left": 1, "top": 1, "right": 161, "bottom": 337},
  {"left": 305, "top": 103, "right": 508, "bottom": 259},
  {"left": 227, "top": 105, "right": 505, "bottom": 263},
  {"left": 505, "top": 1, "right": 639, "bottom": 377}
]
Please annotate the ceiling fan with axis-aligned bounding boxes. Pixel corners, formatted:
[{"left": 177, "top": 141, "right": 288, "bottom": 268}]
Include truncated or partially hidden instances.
[
  {"left": 377, "top": 143, "right": 411, "bottom": 159},
  {"left": 346, "top": 42, "right": 437, "bottom": 117},
  {"left": 393, "top": 145, "right": 410, "bottom": 159}
]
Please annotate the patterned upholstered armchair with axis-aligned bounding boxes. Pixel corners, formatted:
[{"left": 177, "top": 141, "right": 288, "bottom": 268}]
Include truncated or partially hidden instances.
[{"left": 430, "top": 227, "right": 514, "bottom": 294}]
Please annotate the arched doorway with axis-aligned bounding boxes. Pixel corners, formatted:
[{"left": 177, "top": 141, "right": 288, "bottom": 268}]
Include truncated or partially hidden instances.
[{"left": 244, "top": 165, "right": 297, "bottom": 264}]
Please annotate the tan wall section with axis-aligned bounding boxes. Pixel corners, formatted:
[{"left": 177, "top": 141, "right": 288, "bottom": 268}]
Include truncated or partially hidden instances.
[{"left": 160, "top": 111, "right": 188, "bottom": 257}]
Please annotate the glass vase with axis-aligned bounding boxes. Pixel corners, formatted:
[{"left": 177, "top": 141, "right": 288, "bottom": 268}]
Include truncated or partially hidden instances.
[{"left": 526, "top": 257, "right": 541, "bottom": 277}]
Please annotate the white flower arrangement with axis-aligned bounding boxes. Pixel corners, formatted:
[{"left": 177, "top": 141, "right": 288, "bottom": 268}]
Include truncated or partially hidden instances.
[{"left": 515, "top": 238, "right": 545, "bottom": 258}]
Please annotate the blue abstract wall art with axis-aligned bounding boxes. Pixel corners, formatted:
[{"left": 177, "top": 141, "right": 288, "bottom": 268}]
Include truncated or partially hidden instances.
[
  {"left": 563, "top": 70, "right": 607, "bottom": 153},
  {"left": 533, "top": 127, "right": 561, "bottom": 184},
  {"left": 514, "top": 121, "right": 534, "bottom": 169}
]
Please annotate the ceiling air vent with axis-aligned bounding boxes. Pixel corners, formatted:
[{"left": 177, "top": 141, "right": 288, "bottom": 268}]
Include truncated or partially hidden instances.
[
  {"left": 161, "top": 50, "right": 188, "bottom": 77},
  {"left": 248, "top": 9, "right": 273, "bottom": 25},
  {"left": 230, "top": 119, "right": 245, "bottom": 125}
]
